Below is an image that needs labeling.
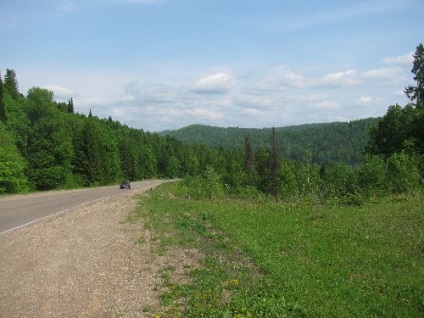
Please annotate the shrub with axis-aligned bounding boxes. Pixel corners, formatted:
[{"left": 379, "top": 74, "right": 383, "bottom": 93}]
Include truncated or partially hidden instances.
[
  {"left": 181, "top": 166, "right": 225, "bottom": 200},
  {"left": 387, "top": 153, "right": 420, "bottom": 194}
]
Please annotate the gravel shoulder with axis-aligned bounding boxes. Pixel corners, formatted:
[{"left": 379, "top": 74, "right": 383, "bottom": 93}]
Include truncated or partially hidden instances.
[{"left": 0, "top": 186, "right": 198, "bottom": 317}]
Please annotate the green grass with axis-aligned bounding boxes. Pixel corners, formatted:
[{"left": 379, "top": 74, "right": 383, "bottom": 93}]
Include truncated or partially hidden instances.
[{"left": 135, "top": 183, "right": 424, "bottom": 317}]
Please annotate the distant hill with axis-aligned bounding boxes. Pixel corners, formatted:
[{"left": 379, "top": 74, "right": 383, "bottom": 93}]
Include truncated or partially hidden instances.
[{"left": 159, "top": 118, "right": 381, "bottom": 165}]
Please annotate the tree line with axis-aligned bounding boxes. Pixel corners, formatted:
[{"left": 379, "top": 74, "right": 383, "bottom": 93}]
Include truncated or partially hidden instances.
[
  {"left": 1, "top": 43, "right": 423, "bottom": 202},
  {"left": 0, "top": 69, "right": 221, "bottom": 193},
  {"left": 161, "top": 118, "right": 380, "bottom": 166},
  {"left": 179, "top": 43, "right": 424, "bottom": 203}
]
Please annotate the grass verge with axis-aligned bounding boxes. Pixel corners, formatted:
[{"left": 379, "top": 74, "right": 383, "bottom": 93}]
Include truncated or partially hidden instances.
[{"left": 134, "top": 182, "right": 424, "bottom": 317}]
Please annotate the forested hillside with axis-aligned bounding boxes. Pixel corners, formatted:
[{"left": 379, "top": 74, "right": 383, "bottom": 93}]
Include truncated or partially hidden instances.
[
  {"left": 0, "top": 69, "right": 219, "bottom": 193},
  {"left": 160, "top": 119, "right": 380, "bottom": 165},
  {"left": 1, "top": 43, "right": 423, "bottom": 200}
]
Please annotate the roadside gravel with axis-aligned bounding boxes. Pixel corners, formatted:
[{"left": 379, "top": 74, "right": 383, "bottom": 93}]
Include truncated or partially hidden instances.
[{"left": 0, "top": 187, "right": 199, "bottom": 317}]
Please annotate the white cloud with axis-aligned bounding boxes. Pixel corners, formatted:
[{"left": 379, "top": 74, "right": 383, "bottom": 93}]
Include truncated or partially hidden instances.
[
  {"left": 312, "top": 100, "right": 339, "bottom": 110},
  {"left": 235, "top": 94, "right": 275, "bottom": 109},
  {"left": 382, "top": 52, "right": 414, "bottom": 65},
  {"left": 123, "top": 81, "right": 180, "bottom": 104},
  {"left": 318, "top": 69, "right": 358, "bottom": 87},
  {"left": 356, "top": 96, "right": 385, "bottom": 107},
  {"left": 361, "top": 67, "right": 406, "bottom": 83},
  {"left": 45, "top": 84, "right": 76, "bottom": 100},
  {"left": 271, "top": 67, "right": 359, "bottom": 89},
  {"left": 193, "top": 72, "right": 235, "bottom": 94},
  {"left": 242, "top": 108, "right": 263, "bottom": 117},
  {"left": 182, "top": 107, "right": 224, "bottom": 121},
  {"left": 34, "top": 58, "right": 411, "bottom": 132}
]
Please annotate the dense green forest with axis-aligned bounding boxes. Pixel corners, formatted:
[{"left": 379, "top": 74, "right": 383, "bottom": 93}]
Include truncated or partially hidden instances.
[
  {"left": 0, "top": 69, "right": 219, "bottom": 193},
  {"left": 1, "top": 43, "right": 423, "bottom": 201},
  {"left": 160, "top": 118, "right": 380, "bottom": 165}
]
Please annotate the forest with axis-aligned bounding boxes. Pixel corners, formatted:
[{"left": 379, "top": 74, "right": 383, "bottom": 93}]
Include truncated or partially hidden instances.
[
  {"left": 160, "top": 118, "right": 380, "bottom": 165},
  {"left": 1, "top": 43, "right": 424, "bottom": 202}
]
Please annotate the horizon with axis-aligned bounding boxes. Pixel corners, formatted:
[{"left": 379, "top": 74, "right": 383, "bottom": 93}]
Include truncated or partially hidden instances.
[
  {"left": 158, "top": 116, "right": 380, "bottom": 133},
  {"left": 1, "top": 0, "right": 423, "bottom": 132}
]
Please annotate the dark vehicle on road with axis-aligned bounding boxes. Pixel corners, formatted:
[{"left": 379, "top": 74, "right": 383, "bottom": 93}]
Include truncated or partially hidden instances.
[{"left": 120, "top": 180, "right": 131, "bottom": 189}]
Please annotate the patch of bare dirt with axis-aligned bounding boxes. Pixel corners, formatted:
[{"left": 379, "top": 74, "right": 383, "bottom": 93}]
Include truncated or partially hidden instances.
[{"left": 0, "top": 189, "right": 200, "bottom": 317}]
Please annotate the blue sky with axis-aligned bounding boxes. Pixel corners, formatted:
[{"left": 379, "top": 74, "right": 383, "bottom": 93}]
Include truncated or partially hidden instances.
[{"left": 1, "top": 0, "right": 423, "bottom": 131}]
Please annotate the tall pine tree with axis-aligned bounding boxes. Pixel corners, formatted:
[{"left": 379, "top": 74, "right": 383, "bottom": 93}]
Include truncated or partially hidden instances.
[
  {"left": 0, "top": 72, "right": 6, "bottom": 122},
  {"left": 4, "top": 69, "right": 20, "bottom": 100},
  {"left": 404, "top": 43, "right": 424, "bottom": 108},
  {"left": 67, "top": 98, "right": 74, "bottom": 113}
]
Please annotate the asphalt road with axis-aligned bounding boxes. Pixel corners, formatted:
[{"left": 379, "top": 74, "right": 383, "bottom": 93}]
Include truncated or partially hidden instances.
[{"left": 0, "top": 180, "right": 166, "bottom": 235}]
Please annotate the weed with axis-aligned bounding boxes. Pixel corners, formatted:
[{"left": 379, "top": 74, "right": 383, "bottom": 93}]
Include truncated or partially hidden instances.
[{"left": 136, "top": 182, "right": 424, "bottom": 317}]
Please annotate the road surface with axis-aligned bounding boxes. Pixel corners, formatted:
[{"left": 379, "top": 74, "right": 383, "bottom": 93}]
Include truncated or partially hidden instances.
[{"left": 0, "top": 180, "right": 166, "bottom": 235}]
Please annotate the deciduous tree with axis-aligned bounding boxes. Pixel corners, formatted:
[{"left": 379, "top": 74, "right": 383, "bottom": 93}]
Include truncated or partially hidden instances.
[
  {"left": 0, "top": 123, "right": 28, "bottom": 193},
  {"left": 23, "top": 88, "right": 73, "bottom": 190}
]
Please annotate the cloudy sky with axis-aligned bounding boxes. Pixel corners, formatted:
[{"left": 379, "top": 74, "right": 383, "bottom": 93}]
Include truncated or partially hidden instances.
[{"left": 1, "top": 0, "right": 423, "bottom": 131}]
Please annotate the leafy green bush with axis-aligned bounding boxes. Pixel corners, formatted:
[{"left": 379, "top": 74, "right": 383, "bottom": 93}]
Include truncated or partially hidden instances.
[
  {"left": 181, "top": 166, "right": 225, "bottom": 200},
  {"left": 0, "top": 124, "right": 28, "bottom": 194},
  {"left": 357, "top": 155, "right": 388, "bottom": 197},
  {"left": 387, "top": 152, "right": 420, "bottom": 194}
]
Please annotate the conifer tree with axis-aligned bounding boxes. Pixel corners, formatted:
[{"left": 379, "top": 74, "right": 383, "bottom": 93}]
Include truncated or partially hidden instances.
[
  {"left": 67, "top": 98, "right": 74, "bottom": 113},
  {"left": 4, "top": 69, "right": 19, "bottom": 100},
  {"left": 0, "top": 72, "right": 6, "bottom": 122},
  {"left": 404, "top": 43, "right": 424, "bottom": 108}
]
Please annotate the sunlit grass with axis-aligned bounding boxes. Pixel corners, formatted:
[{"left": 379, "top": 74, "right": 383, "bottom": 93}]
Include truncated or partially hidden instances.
[{"left": 136, "top": 183, "right": 424, "bottom": 317}]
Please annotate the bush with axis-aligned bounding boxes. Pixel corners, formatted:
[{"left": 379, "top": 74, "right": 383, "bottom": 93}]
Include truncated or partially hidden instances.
[
  {"left": 387, "top": 153, "right": 420, "bottom": 194},
  {"left": 358, "top": 155, "right": 388, "bottom": 197},
  {"left": 181, "top": 166, "right": 225, "bottom": 200}
]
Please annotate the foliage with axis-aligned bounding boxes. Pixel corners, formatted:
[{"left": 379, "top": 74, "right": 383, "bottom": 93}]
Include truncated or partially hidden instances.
[
  {"left": 138, "top": 183, "right": 424, "bottom": 317},
  {"left": 1, "top": 49, "right": 423, "bottom": 199},
  {"left": 357, "top": 155, "right": 387, "bottom": 197},
  {"left": 367, "top": 104, "right": 418, "bottom": 157},
  {"left": 24, "top": 88, "right": 73, "bottom": 190},
  {"left": 0, "top": 69, "right": 215, "bottom": 192},
  {"left": 0, "top": 72, "right": 6, "bottom": 122},
  {"left": 368, "top": 43, "right": 424, "bottom": 157},
  {"left": 180, "top": 166, "right": 225, "bottom": 200},
  {"left": 386, "top": 152, "right": 420, "bottom": 194},
  {"left": 160, "top": 119, "right": 379, "bottom": 165},
  {"left": 0, "top": 123, "right": 27, "bottom": 193},
  {"left": 404, "top": 43, "right": 424, "bottom": 107},
  {"left": 4, "top": 69, "right": 20, "bottom": 100}
]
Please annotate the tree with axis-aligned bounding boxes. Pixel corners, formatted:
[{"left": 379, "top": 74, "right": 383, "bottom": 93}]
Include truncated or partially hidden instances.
[
  {"left": 25, "top": 88, "right": 73, "bottom": 190},
  {"left": 0, "top": 72, "right": 6, "bottom": 122},
  {"left": 67, "top": 98, "right": 74, "bottom": 113},
  {"left": 4, "top": 69, "right": 20, "bottom": 100},
  {"left": 367, "top": 104, "right": 417, "bottom": 157},
  {"left": 404, "top": 43, "right": 424, "bottom": 108},
  {"left": 0, "top": 123, "right": 28, "bottom": 193},
  {"left": 72, "top": 117, "right": 120, "bottom": 186},
  {"left": 244, "top": 134, "right": 256, "bottom": 186},
  {"left": 268, "top": 127, "right": 281, "bottom": 195}
]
